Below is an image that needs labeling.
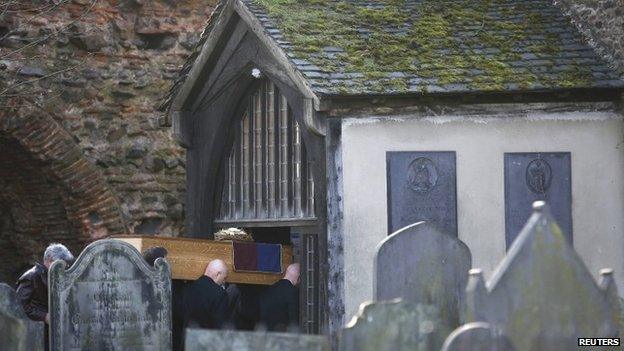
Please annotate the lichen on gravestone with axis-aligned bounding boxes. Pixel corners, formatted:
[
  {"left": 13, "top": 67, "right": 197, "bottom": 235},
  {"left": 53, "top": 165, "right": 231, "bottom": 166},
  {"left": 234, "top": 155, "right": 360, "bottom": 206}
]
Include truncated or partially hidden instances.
[
  {"left": 48, "top": 239, "right": 171, "bottom": 351},
  {"left": 463, "top": 201, "right": 620, "bottom": 350},
  {"left": 339, "top": 299, "right": 443, "bottom": 351},
  {"left": 0, "top": 283, "right": 44, "bottom": 351},
  {"left": 374, "top": 221, "right": 471, "bottom": 339}
]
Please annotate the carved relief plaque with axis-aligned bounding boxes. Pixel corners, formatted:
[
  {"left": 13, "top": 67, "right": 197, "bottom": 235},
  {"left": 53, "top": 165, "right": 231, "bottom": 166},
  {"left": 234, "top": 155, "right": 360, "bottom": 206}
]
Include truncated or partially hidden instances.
[
  {"left": 504, "top": 152, "right": 572, "bottom": 247},
  {"left": 387, "top": 152, "right": 457, "bottom": 236}
]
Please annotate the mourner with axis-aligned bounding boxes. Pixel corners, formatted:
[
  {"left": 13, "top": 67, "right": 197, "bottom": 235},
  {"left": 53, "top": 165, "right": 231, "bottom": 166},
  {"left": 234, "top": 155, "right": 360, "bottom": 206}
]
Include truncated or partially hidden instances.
[
  {"left": 16, "top": 243, "right": 74, "bottom": 350},
  {"left": 179, "top": 259, "right": 229, "bottom": 347},
  {"left": 258, "top": 263, "right": 300, "bottom": 331}
]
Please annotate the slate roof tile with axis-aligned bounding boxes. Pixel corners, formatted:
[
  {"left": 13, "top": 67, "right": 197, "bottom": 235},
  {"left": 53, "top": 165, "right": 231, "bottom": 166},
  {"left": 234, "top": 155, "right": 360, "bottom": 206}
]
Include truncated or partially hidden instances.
[
  {"left": 160, "top": 0, "right": 624, "bottom": 111},
  {"left": 241, "top": 0, "right": 624, "bottom": 95}
]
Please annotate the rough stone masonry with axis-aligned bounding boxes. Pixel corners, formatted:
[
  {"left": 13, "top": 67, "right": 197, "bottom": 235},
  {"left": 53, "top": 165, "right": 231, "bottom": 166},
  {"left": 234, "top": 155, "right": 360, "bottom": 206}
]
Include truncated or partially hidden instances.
[{"left": 0, "top": 0, "right": 216, "bottom": 281}]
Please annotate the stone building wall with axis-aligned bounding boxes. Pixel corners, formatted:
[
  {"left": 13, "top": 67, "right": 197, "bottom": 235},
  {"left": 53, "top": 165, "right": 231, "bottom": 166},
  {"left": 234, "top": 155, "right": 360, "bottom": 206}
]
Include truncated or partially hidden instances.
[
  {"left": 0, "top": 0, "right": 215, "bottom": 279},
  {"left": 555, "top": 0, "right": 624, "bottom": 76}
]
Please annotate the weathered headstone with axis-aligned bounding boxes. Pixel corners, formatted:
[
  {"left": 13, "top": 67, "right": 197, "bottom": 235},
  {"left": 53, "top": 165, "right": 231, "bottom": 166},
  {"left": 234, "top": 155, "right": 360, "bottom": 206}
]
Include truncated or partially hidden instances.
[
  {"left": 0, "top": 309, "right": 29, "bottom": 351},
  {"left": 339, "top": 299, "right": 442, "bottom": 351},
  {"left": 504, "top": 152, "right": 572, "bottom": 246},
  {"left": 465, "top": 201, "right": 619, "bottom": 350},
  {"left": 441, "top": 322, "right": 514, "bottom": 351},
  {"left": 49, "top": 239, "right": 171, "bottom": 351},
  {"left": 184, "top": 328, "right": 330, "bottom": 351},
  {"left": 387, "top": 151, "right": 457, "bottom": 235},
  {"left": 374, "top": 221, "right": 471, "bottom": 336},
  {"left": 0, "top": 283, "right": 44, "bottom": 351}
]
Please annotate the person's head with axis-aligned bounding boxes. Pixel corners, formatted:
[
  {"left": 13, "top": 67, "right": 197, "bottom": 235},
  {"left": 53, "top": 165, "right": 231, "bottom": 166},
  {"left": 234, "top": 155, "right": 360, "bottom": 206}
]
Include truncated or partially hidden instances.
[
  {"left": 142, "top": 246, "right": 168, "bottom": 267},
  {"left": 43, "top": 243, "right": 74, "bottom": 269},
  {"left": 284, "top": 263, "right": 300, "bottom": 286},
  {"left": 205, "top": 259, "right": 228, "bottom": 285}
]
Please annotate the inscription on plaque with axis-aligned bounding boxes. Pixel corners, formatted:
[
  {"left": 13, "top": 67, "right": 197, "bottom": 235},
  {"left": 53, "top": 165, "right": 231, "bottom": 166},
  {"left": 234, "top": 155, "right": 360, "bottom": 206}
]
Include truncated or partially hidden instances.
[
  {"left": 387, "top": 151, "right": 457, "bottom": 235},
  {"left": 49, "top": 239, "right": 171, "bottom": 351},
  {"left": 504, "top": 153, "right": 572, "bottom": 247}
]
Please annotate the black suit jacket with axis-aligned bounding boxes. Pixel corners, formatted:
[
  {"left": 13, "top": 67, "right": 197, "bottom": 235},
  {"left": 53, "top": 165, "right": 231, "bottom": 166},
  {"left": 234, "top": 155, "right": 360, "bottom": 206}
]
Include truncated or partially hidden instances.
[
  {"left": 182, "top": 276, "right": 228, "bottom": 330},
  {"left": 258, "top": 279, "right": 299, "bottom": 331},
  {"left": 16, "top": 263, "right": 48, "bottom": 322}
]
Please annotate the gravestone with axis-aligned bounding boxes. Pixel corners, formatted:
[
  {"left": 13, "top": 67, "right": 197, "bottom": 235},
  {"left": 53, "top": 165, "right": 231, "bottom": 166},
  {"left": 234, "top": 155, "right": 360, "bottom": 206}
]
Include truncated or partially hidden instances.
[
  {"left": 339, "top": 299, "right": 443, "bottom": 351},
  {"left": 0, "top": 283, "right": 44, "bottom": 351},
  {"left": 374, "top": 222, "right": 471, "bottom": 336},
  {"left": 465, "top": 201, "right": 619, "bottom": 351},
  {"left": 0, "top": 309, "right": 28, "bottom": 351},
  {"left": 49, "top": 239, "right": 172, "bottom": 351},
  {"left": 184, "top": 328, "right": 330, "bottom": 351},
  {"left": 441, "top": 322, "right": 514, "bottom": 351},
  {"left": 387, "top": 151, "right": 457, "bottom": 235},
  {"left": 504, "top": 152, "right": 572, "bottom": 246}
]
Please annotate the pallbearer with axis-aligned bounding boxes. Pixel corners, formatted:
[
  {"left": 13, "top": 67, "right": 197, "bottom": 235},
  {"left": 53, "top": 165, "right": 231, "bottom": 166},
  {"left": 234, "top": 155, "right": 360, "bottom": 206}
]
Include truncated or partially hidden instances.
[
  {"left": 180, "top": 259, "right": 229, "bottom": 348},
  {"left": 258, "top": 263, "right": 300, "bottom": 332}
]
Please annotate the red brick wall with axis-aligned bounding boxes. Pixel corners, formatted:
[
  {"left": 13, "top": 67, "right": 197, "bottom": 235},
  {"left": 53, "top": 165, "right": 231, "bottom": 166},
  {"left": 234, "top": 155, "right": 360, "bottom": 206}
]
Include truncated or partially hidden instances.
[{"left": 0, "top": 136, "right": 80, "bottom": 283}]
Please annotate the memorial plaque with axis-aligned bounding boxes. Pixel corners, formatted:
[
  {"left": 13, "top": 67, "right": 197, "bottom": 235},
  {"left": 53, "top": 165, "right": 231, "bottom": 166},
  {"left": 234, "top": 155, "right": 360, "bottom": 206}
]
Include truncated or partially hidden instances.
[
  {"left": 49, "top": 239, "right": 171, "bottom": 351},
  {"left": 504, "top": 152, "right": 571, "bottom": 247},
  {"left": 387, "top": 151, "right": 457, "bottom": 235},
  {"left": 0, "top": 283, "right": 44, "bottom": 351}
]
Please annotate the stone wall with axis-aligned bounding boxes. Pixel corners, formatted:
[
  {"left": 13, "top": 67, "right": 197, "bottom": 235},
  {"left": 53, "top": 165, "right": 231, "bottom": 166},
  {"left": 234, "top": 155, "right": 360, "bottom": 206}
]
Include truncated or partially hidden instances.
[
  {"left": 555, "top": 0, "right": 624, "bottom": 76},
  {"left": 0, "top": 0, "right": 216, "bottom": 247}
]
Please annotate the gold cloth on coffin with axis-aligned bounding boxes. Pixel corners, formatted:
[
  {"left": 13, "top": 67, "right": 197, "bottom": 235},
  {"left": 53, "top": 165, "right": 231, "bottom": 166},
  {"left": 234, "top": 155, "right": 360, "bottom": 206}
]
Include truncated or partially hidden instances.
[{"left": 114, "top": 236, "right": 293, "bottom": 285}]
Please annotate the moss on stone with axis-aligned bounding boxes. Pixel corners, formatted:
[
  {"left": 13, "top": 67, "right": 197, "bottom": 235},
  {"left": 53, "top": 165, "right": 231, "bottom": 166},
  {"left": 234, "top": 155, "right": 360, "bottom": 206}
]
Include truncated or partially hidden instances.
[{"left": 253, "top": 0, "right": 594, "bottom": 94}]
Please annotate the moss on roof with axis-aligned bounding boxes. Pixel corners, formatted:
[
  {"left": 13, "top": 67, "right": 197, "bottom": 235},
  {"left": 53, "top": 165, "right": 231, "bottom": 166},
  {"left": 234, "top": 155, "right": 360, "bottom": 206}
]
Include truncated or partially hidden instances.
[{"left": 248, "top": 0, "right": 621, "bottom": 95}]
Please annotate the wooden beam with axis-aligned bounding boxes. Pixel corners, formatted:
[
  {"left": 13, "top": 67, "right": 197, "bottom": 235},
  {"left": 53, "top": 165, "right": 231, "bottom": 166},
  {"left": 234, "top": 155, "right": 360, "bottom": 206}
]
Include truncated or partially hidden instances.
[{"left": 233, "top": 0, "right": 320, "bottom": 110}]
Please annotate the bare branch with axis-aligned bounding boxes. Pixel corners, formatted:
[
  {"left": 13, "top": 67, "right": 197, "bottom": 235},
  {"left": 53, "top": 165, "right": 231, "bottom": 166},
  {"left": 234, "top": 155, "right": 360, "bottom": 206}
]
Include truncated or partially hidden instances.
[
  {"left": 0, "top": 54, "right": 92, "bottom": 97},
  {"left": 0, "top": 0, "right": 99, "bottom": 60}
]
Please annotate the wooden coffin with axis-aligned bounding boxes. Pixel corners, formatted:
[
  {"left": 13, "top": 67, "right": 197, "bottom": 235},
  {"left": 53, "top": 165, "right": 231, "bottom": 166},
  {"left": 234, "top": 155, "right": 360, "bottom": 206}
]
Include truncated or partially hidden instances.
[{"left": 114, "top": 236, "right": 293, "bottom": 285}]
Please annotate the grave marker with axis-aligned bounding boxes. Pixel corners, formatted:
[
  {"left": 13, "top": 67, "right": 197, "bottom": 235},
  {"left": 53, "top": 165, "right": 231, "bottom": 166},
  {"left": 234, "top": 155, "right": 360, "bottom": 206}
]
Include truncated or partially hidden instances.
[
  {"left": 339, "top": 299, "right": 443, "bottom": 351},
  {"left": 0, "top": 283, "right": 44, "bottom": 351},
  {"left": 184, "top": 328, "right": 330, "bottom": 351},
  {"left": 374, "top": 221, "right": 471, "bottom": 334},
  {"left": 465, "top": 201, "right": 619, "bottom": 350},
  {"left": 49, "top": 239, "right": 172, "bottom": 351},
  {"left": 441, "top": 322, "right": 514, "bottom": 351}
]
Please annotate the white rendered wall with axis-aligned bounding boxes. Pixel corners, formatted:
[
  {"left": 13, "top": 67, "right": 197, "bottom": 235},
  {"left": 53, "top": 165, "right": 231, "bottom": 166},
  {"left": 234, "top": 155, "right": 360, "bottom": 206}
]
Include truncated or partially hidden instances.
[{"left": 340, "top": 109, "right": 624, "bottom": 320}]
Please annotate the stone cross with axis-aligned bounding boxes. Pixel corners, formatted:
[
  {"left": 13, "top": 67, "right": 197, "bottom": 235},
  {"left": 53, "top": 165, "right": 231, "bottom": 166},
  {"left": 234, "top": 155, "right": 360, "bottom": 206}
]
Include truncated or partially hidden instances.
[
  {"left": 0, "top": 283, "right": 44, "bottom": 351},
  {"left": 339, "top": 299, "right": 443, "bottom": 351},
  {"left": 463, "top": 201, "right": 619, "bottom": 350},
  {"left": 49, "top": 239, "right": 172, "bottom": 351},
  {"left": 184, "top": 328, "right": 330, "bottom": 351},
  {"left": 374, "top": 221, "right": 471, "bottom": 336}
]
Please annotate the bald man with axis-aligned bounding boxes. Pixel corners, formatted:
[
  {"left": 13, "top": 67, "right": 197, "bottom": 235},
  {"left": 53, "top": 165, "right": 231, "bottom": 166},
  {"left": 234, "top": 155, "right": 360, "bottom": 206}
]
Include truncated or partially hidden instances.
[
  {"left": 181, "top": 259, "right": 229, "bottom": 333},
  {"left": 258, "top": 263, "right": 300, "bottom": 331}
]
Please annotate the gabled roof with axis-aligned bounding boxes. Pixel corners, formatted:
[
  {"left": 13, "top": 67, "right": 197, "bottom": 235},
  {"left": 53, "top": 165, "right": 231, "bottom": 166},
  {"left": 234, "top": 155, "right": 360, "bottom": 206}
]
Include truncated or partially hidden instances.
[{"left": 161, "top": 0, "right": 624, "bottom": 111}]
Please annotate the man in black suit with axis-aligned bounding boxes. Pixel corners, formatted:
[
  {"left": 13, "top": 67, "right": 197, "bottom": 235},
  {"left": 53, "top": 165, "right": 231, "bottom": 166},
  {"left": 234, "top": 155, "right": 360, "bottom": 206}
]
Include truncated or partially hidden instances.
[
  {"left": 179, "top": 259, "right": 229, "bottom": 348},
  {"left": 258, "top": 263, "right": 300, "bottom": 331}
]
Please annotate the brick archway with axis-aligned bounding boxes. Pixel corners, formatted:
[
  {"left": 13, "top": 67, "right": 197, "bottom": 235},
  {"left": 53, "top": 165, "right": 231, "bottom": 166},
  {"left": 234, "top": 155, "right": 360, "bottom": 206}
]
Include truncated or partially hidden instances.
[{"left": 0, "top": 108, "right": 126, "bottom": 242}]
